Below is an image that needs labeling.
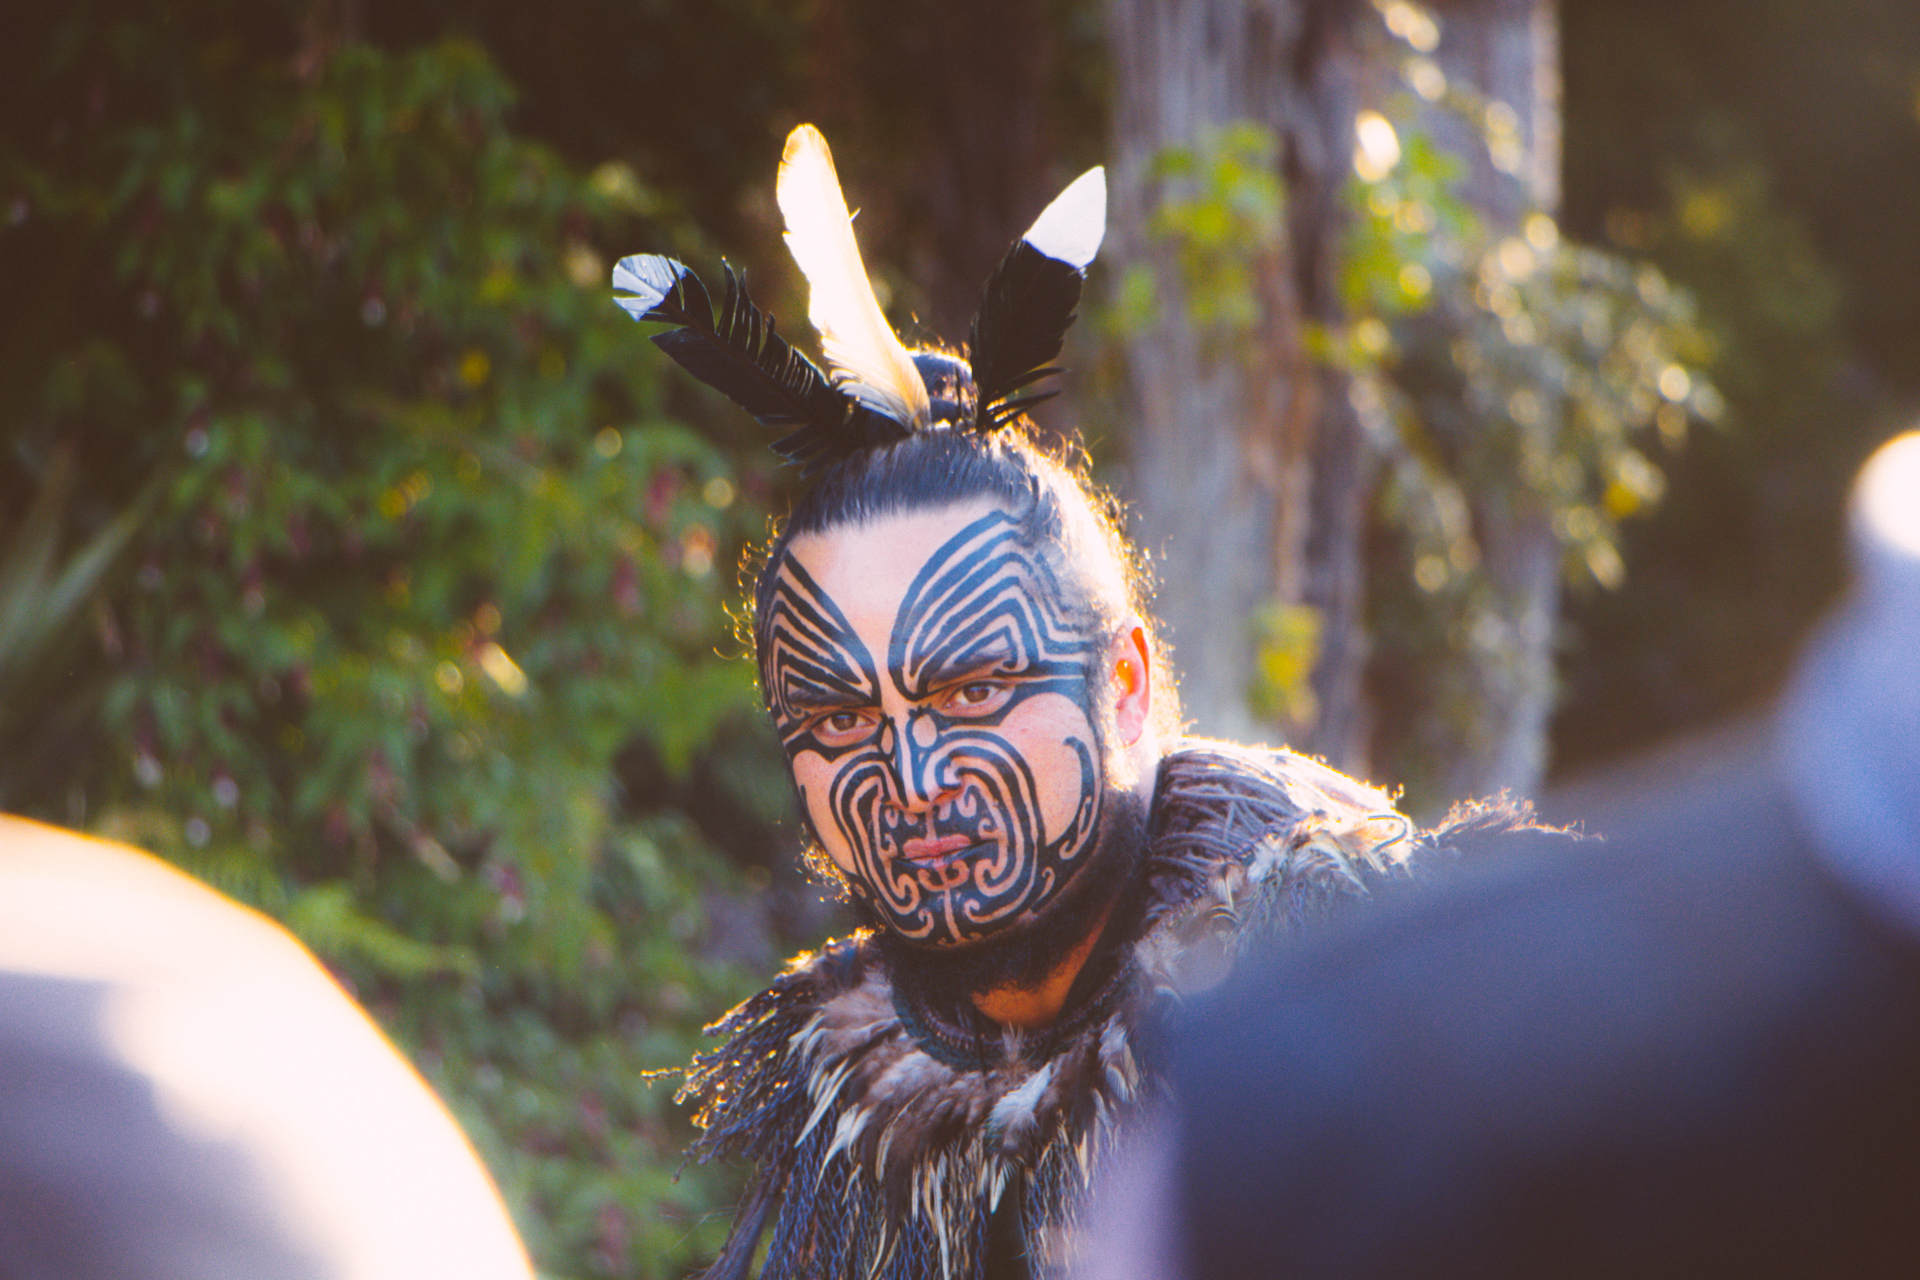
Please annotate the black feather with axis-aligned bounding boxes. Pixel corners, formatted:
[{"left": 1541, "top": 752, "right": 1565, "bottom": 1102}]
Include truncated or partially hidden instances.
[
  {"left": 966, "top": 240, "right": 1087, "bottom": 431},
  {"left": 698, "top": 1173, "right": 781, "bottom": 1280},
  {"left": 612, "top": 253, "right": 906, "bottom": 473}
]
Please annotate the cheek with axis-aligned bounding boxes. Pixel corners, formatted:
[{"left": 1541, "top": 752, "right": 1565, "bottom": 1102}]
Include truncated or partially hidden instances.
[
  {"left": 990, "top": 695, "right": 1098, "bottom": 837},
  {"left": 790, "top": 752, "right": 862, "bottom": 879}
]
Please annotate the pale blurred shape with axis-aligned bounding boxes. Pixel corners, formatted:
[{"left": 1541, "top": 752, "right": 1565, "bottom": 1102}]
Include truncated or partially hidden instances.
[
  {"left": 1354, "top": 111, "right": 1402, "bottom": 182},
  {"left": 1858, "top": 430, "right": 1920, "bottom": 561},
  {"left": 0, "top": 818, "right": 534, "bottom": 1280},
  {"left": 479, "top": 641, "right": 528, "bottom": 697},
  {"left": 1383, "top": 0, "right": 1440, "bottom": 53},
  {"left": 1066, "top": 1110, "right": 1183, "bottom": 1280}
]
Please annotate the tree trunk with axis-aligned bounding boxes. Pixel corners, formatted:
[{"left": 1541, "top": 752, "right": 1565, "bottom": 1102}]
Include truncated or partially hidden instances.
[
  {"left": 1427, "top": 0, "right": 1564, "bottom": 800},
  {"left": 1108, "top": 0, "right": 1369, "bottom": 761}
]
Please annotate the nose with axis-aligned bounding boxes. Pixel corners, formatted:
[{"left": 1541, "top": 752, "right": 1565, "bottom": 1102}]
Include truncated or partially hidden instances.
[{"left": 881, "top": 710, "right": 950, "bottom": 813}]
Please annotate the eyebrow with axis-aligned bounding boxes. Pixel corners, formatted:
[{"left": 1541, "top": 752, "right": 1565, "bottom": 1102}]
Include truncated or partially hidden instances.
[
  {"left": 912, "top": 644, "right": 1043, "bottom": 692},
  {"left": 776, "top": 680, "right": 876, "bottom": 714}
]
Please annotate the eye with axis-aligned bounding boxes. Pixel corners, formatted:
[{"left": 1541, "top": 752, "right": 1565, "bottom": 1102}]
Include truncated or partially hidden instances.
[
  {"left": 811, "top": 708, "right": 877, "bottom": 746},
  {"left": 941, "top": 680, "right": 1012, "bottom": 716}
]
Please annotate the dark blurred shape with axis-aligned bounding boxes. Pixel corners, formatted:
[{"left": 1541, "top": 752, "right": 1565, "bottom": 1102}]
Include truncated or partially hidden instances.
[
  {"left": 0, "top": 817, "right": 534, "bottom": 1280},
  {"left": 1079, "top": 430, "right": 1920, "bottom": 1280}
]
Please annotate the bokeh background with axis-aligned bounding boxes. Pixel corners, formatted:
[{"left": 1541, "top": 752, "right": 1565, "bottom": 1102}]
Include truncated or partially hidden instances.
[{"left": 2, "top": 1, "right": 1914, "bottom": 1275}]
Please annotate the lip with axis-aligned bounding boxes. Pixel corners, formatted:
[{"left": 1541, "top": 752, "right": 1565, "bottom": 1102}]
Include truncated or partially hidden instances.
[{"left": 900, "top": 834, "right": 976, "bottom": 864}]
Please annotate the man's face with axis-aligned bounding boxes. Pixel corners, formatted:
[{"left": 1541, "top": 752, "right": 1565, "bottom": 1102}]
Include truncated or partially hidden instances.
[{"left": 759, "top": 500, "right": 1111, "bottom": 948}]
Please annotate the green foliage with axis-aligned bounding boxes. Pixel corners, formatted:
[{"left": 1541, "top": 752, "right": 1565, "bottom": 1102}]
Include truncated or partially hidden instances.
[
  {"left": 1115, "top": 123, "right": 1285, "bottom": 342},
  {"left": 1552, "top": 146, "right": 1860, "bottom": 764},
  {"left": 1248, "top": 601, "right": 1322, "bottom": 728},
  {"left": 3, "top": 11, "right": 779, "bottom": 1276},
  {"left": 1337, "top": 18, "right": 1719, "bottom": 805},
  {"left": 0, "top": 456, "right": 149, "bottom": 752}
]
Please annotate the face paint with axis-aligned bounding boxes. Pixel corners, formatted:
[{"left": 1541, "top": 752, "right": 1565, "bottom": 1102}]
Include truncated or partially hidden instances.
[{"left": 760, "top": 504, "right": 1108, "bottom": 947}]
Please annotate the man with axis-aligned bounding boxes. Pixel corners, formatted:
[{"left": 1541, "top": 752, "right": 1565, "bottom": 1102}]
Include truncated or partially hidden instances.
[
  {"left": 1082, "top": 430, "right": 1920, "bottom": 1280},
  {"left": 0, "top": 815, "right": 535, "bottom": 1280},
  {"left": 614, "top": 126, "right": 1516, "bottom": 1279}
]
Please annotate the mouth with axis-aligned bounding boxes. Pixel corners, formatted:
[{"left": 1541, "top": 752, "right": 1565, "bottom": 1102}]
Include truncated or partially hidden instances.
[{"left": 899, "top": 834, "right": 976, "bottom": 865}]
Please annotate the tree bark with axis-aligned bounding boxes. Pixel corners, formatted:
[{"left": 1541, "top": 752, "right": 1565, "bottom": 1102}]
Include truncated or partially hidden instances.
[
  {"left": 1426, "top": 0, "right": 1564, "bottom": 800},
  {"left": 1108, "top": 0, "right": 1369, "bottom": 760}
]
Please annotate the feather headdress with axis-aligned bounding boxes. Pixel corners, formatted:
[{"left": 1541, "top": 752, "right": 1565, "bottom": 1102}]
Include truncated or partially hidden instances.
[{"left": 613, "top": 124, "right": 1106, "bottom": 474}]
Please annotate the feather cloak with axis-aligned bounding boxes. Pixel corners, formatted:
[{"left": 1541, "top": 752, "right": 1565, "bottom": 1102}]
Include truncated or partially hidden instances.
[{"left": 678, "top": 739, "right": 1462, "bottom": 1280}]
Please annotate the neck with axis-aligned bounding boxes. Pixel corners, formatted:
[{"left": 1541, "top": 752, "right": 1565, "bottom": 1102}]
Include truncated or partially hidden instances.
[
  {"left": 875, "top": 780, "right": 1152, "bottom": 1034},
  {"left": 969, "top": 901, "right": 1115, "bottom": 1029}
]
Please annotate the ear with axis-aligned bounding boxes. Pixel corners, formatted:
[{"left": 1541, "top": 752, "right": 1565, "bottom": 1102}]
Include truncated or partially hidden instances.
[{"left": 1107, "top": 619, "right": 1153, "bottom": 748}]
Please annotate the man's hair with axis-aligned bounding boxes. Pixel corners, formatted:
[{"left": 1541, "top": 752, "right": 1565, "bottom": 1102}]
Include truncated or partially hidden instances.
[{"left": 749, "top": 428, "right": 1181, "bottom": 738}]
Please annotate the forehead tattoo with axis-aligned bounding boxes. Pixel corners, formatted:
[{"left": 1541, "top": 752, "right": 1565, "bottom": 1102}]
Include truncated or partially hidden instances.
[{"left": 760, "top": 509, "right": 1108, "bottom": 946}]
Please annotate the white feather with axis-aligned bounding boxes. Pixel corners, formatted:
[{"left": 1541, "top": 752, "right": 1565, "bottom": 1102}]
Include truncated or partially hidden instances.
[
  {"left": 1022, "top": 166, "right": 1107, "bottom": 269},
  {"left": 609, "top": 254, "right": 680, "bottom": 320},
  {"left": 776, "top": 124, "right": 931, "bottom": 429}
]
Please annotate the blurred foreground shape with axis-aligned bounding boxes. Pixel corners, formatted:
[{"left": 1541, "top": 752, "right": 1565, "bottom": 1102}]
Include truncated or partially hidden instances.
[
  {"left": 0, "top": 816, "right": 534, "bottom": 1280},
  {"left": 1079, "top": 430, "right": 1920, "bottom": 1280}
]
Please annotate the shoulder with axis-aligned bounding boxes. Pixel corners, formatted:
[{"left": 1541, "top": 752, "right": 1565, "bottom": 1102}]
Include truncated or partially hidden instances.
[{"left": 1142, "top": 738, "right": 1556, "bottom": 947}]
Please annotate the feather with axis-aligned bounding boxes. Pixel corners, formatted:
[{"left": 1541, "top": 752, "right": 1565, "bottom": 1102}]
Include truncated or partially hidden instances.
[
  {"left": 671, "top": 738, "right": 1444, "bottom": 1280},
  {"left": 967, "top": 166, "right": 1107, "bottom": 431},
  {"left": 698, "top": 1175, "right": 779, "bottom": 1280},
  {"left": 776, "top": 124, "right": 932, "bottom": 431},
  {"left": 1022, "top": 166, "right": 1107, "bottom": 270},
  {"left": 611, "top": 252, "right": 905, "bottom": 472}
]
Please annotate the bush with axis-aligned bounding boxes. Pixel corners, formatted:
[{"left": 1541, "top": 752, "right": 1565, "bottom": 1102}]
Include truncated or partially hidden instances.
[{"left": 2, "top": 12, "right": 786, "bottom": 1275}]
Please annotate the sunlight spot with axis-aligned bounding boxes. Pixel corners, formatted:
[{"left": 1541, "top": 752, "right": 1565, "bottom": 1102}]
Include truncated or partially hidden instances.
[
  {"left": 1656, "top": 403, "right": 1688, "bottom": 450},
  {"left": 1384, "top": 1, "right": 1440, "bottom": 52},
  {"left": 1857, "top": 431, "right": 1920, "bottom": 560},
  {"left": 1610, "top": 450, "right": 1666, "bottom": 512},
  {"left": 1406, "top": 57, "right": 1446, "bottom": 101},
  {"left": 1394, "top": 200, "right": 1436, "bottom": 234},
  {"left": 564, "top": 241, "right": 604, "bottom": 289},
  {"left": 1555, "top": 506, "right": 1599, "bottom": 542},
  {"left": 1354, "top": 111, "right": 1402, "bottom": 182},
  {"left": 1680, "top": 188, "right": 1733, "bottom": 240},
  {"left": 1524, "top": 212, "right": 1559, "bottom": 252},
  {"left": 479, "top": 643, "right": 527, "bottom": 697},
  {"left": 1354, "top": 317, "right": 1391, "bottom": 357},
  {"left": 1635, "top": 266, "right": 1670, "bottom": 307},
  {"left": 1657, "top": 365, "right": 1692, "bottom": 402},
  {"left": 1496, "top": 237, "right": 1536, "bottom": 280},
  {"left": 1507, "top": 388, "right": 1544, "bottom": 427},
  {"left": 681, "top": 524, "right": 716, "bottom": 578},
  {"left": 1585, "top": 540, "right": 1625, "bottom": 590}
]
